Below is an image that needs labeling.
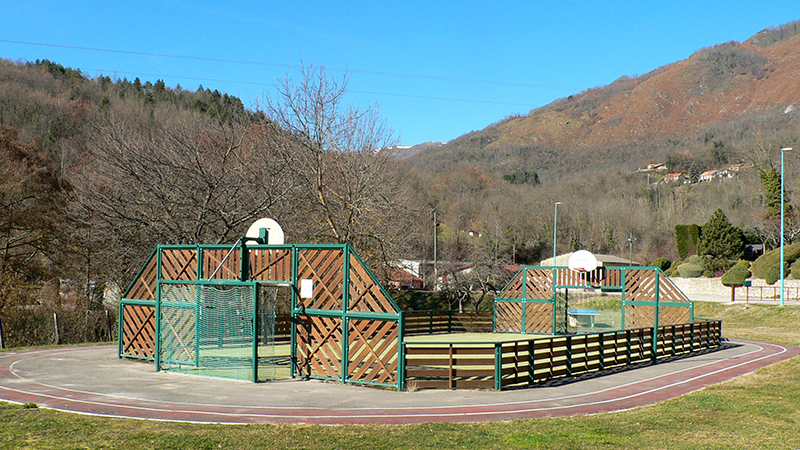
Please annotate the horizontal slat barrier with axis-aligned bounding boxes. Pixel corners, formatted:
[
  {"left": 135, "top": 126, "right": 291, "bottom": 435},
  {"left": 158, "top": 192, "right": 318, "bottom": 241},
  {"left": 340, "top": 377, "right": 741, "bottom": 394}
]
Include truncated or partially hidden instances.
[
  {"left": 404, "top": 320, "right": 722, "bottom": 390},
  {"left": 403, "top": 311, "right": 493, "bottom": 336}
]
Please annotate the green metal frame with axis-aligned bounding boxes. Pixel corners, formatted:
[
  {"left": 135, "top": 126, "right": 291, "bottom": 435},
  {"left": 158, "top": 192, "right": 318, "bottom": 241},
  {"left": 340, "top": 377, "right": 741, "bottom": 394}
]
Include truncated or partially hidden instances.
[
  {"left": 119, "top": 242, "right": 403, "bottom": 389},
  {"left": 493, "top": 266, "right": 694, "bottom": 358}
]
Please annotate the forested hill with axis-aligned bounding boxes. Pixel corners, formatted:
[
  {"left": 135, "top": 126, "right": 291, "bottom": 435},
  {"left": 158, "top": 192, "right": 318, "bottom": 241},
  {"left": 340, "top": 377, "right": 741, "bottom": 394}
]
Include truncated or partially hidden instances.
[{"left": 408, "top": 21, "right": 800, "bottom": 181}]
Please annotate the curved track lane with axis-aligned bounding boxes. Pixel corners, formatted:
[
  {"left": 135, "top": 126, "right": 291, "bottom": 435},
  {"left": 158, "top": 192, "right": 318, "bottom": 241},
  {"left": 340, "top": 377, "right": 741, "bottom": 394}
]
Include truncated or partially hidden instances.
[{"left": 0, "top": 339, "right": 796, "bottom": 424}]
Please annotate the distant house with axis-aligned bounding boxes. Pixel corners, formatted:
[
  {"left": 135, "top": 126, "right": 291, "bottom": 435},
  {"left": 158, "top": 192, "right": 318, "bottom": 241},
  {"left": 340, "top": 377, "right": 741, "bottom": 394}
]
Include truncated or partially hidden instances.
[
  {"left": 699, "top": 170, "right": 718, "bottom": 182},
  {"left": 664, "top": 172, "right": 687, "bottom": 184},
  {"left": 387, "top": 268, "right": 424, "bottom": 290},
  {"left": 639, "top": 163, "right": 666, "bottom": 172}
]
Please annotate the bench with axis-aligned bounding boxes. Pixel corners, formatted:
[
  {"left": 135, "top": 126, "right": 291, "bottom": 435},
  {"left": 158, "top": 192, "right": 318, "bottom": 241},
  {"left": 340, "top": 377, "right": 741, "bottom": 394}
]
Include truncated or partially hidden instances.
[{"left": 567, "top": 309, "right": 599, "bottom": 327}]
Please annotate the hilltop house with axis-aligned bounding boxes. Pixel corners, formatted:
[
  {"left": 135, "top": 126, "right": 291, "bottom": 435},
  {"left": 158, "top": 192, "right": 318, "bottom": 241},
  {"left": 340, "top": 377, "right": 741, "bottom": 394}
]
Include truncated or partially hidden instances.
[
  {"left": 664, "top": 172, "right": 688, "bottom": 184},
  {"left": 699, "top": 170, "right": 718, "bottom": 182}
]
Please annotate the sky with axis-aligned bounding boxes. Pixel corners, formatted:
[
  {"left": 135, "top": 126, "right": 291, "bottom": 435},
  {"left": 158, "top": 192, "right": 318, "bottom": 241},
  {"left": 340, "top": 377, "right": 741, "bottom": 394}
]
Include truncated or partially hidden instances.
[{"left": 1, "top": 1, "right": 799, "bottom": 146}]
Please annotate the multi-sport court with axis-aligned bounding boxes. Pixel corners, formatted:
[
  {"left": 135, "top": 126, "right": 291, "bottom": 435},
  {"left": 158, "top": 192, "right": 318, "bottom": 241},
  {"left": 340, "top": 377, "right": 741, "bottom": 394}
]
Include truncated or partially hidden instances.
[{"left": 118, "top": 236, "right": 722, "bottom": 391}]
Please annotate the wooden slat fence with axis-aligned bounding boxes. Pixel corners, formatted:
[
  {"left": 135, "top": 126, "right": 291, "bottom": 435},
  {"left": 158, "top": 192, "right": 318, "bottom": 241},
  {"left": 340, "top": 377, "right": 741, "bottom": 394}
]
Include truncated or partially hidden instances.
[
  {"left": 403, "top": 311, "right": 493, "bottom": 336},
  {"left": 404, "top": 319, "right": 722, "bottom": 390}
]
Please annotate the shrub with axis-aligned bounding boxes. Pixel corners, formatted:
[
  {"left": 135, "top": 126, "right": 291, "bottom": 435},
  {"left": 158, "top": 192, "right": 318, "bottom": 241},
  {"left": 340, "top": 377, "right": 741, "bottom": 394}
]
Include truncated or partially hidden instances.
[
  {"left": 721, "top": 264, "right": 751, "bottom": 286},
  {"left": 765, "top": 265, "right": 781, "bottom": 285},
  {"left": 677, "top": 263, "right": 704, "bottom": 278},
  {"left": 792, "top": 259, "right": 800, "bottom": 279},
  {"left": 751, "top": 242, "right": 800, "bottom": 279},
  {"left": 652, "top": 257, "right": 672, "bottom": 271}
]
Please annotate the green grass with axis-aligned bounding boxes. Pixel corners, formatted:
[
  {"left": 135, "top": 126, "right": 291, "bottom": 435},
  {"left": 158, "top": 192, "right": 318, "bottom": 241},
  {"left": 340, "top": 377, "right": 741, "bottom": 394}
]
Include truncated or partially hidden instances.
[{"left": 2, "top": 301, "right": 800, "bottom": 449}]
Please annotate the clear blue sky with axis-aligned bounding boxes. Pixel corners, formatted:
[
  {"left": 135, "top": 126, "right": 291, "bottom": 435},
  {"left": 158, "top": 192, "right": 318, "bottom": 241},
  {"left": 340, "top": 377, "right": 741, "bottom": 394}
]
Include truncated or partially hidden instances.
[{"left": 2, "top": 1, "right": 798, "bottom": 145}]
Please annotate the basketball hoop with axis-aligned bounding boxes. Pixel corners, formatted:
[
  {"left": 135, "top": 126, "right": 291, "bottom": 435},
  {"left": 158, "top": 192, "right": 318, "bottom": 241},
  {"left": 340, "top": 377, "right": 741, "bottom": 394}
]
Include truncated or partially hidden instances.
[
  {"left": 569, "top": 250, "right": 599, "bottom": 289},
  {"left": 568, "top": 250, "right": 598, "bottom": 272}
]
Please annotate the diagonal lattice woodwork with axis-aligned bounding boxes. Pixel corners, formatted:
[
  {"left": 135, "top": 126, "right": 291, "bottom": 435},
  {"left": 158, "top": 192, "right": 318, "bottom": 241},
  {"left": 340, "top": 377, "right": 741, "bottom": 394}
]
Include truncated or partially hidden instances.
[
  {"left": 347, "top": 319, "right": 399, "bottom": 385},
  {"left": 625, "top": 269, "right": 658, "bottom": 303},
  {"left": 495, "top": 302, "right": 524, "bottom": 332},
  {"left": 121, "top": 304, "right": 156, "bottom": 358},
  {"left": 297, "top": 249, "right": 344, "bottom": 310},
  {"left": 127, "top": 256, "right": 158, "bottom": 301},
  {"left": 499, "top": 272, "right": 524, "bottom": 298},
  {"left": 348, "top": 254, "right": 398, "bottom": 313},
  {"left": 249, "top": 249, "right": 292, "bottom": 281},
  {"left": 659, "top": 305, "right": 691, "bottom": 326},
  {"left": 526, "top": 269, "right": 554, "bottom": 298},
  {"left": 625, "top": 304, "right": 656, "bottom": 328},
  {"left": 160, "top": 249, "right": 198, "bottom": 280},
  {"left": 295, "top": 315, "right": 343, "bottom": 379},
  {"left": 525, "top": 302, "right": 553, "bottom": 333},
  {"left": 203, "top": 249, "right": 241, "bottom": 280},
  {"left": 657, "top": 275, "right": 691, "bottom": 303}
]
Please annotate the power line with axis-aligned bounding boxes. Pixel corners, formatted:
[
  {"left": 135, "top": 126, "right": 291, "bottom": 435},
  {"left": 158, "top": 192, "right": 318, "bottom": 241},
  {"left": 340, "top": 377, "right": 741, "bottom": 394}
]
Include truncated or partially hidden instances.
[
  {"left": 0, "top": 38, "right": 578, "bottom": 91},
  {"left": 78, "top": 68, "right": 541, "bottom": 108}
]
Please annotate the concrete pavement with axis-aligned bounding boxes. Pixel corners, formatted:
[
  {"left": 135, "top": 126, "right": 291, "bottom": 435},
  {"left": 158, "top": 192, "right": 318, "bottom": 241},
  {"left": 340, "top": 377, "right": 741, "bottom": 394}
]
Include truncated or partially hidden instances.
[{"left": 0, "top": 339, "right": 797, "bottom": 424}]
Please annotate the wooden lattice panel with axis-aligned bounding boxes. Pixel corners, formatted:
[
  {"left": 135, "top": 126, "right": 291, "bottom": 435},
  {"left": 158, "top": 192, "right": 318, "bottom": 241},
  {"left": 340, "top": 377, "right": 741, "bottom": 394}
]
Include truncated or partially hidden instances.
[
  {"left": 297, "top": 249, "right": 344, "bottom": 310},
  {"left": 495, "top": 302, "right": 524, "bottom": 332},
  {"left": 249, "top": 249, "right": 292, "bottom": 281},
  {"left": 121, "top": 304, "right": 156, "bottom": 358},
  {"left": 499, "top": 272, "right": 524, "bottom": 298},
  {"left": 658, "top": 305, "right": 691, "bottom": 326},
  {"left": 526, "top": 269, "right": 554, "bottom": 298},
  {"left": 625, "top": 304, "right": 656, "bottom": 328},
  {"left": 127, "top": 256, "right": 158, "bottom": 301},
  {"left": 625, "top": 269, "right": 658, "bottom": 303},
  {"left": 348, "top": 254, "right": 398, "bottom": 313},
  {"left": 160, "top": 249, "right": 198, "bottom": 281},
  {"left": 525, "top": 302, "right": 553, "bottom": 333},
  {"left": 203, "top": 249, "right": 241, "bottom": 280},
  {"left": 347, "top": 319, "right": 398, "bottom": 385},
  {"left": 657, "top": 275, "right": 691, "bottom": 303},
  {"left": 296, "top": 315, "right": 343, "bottom": 379}
]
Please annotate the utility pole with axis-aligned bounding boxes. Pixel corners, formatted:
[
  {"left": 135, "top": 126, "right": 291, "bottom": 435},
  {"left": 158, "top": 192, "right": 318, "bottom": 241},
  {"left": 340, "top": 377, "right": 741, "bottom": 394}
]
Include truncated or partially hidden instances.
[{"left": 628, "top": 233, "right": 636, "bottom": 265}]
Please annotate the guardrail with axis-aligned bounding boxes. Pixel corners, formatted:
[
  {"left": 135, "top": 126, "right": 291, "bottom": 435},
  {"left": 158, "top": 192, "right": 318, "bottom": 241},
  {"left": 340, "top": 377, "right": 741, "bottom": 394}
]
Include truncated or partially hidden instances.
[
  {"left": 404, "top": 319, "right": 722, "bottom": 390},
  {"left": 733, "top": 286, "right": 800, "bottom": 303}
]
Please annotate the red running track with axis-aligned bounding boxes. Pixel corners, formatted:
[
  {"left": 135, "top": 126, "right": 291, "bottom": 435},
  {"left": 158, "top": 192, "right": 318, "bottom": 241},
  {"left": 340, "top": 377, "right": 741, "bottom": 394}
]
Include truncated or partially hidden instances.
[{"left": 0, "top": 339, "right": 796, "bottom": 425}]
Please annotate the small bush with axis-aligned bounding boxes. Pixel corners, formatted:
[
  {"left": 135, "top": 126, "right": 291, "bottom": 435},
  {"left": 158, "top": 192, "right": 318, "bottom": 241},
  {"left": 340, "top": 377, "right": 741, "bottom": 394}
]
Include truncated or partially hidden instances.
[
  {"left": 721, "top": 264, "right": 751, "bottom": 286},
  {"left": 765, "top": 265, "right": 780, "bottom": 285},
  {"left": 652, "top": 257, "right": 672, "bottom": 271},
  {"left": 677, "top": 263, "right": 704, "bottom": 278},
  {"left": 687, "top": 255, "right": 704, "bottom": 266}
]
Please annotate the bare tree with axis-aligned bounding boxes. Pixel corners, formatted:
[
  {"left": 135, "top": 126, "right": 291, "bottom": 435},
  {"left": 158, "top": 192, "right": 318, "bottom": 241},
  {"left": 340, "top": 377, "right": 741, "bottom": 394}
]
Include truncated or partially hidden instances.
[
  {"left": 267, "top": 64, "right": 417, "bottom": 270},
  {"left": 73, "top": 107, "right": 298, "bottom": 283}
]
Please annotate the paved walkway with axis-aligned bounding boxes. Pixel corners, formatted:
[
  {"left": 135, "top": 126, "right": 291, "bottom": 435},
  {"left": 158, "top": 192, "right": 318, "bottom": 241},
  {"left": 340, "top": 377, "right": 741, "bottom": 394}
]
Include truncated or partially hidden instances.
[{"left": 0, "top": 340, "right": 797, "bottom": 425}]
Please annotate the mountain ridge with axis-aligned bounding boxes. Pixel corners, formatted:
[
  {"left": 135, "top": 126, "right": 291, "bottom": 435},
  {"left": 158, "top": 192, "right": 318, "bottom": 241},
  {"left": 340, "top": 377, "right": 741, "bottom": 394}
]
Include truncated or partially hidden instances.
[{"left": 408, "top": 21, "right": 800, "bottom": 179}]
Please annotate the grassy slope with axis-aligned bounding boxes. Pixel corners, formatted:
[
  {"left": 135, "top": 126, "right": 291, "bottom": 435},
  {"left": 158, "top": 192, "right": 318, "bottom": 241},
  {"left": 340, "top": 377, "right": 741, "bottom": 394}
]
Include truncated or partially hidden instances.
[{"left": 2, "top": 302, "right": 799, "bottom": 450}]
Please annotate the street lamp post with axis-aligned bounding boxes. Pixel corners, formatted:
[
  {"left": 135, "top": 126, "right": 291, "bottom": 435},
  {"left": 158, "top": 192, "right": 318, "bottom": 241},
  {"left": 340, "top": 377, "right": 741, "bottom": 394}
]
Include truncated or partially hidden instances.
[
  {"left": 627, "top": 233, "right": 637, "bottom": 265},
  {"left": 553, "top": 202, "right": 562, "bottom": 265},
  {"left": 780, "top": 147, "right": 792, "bottom": 307}
]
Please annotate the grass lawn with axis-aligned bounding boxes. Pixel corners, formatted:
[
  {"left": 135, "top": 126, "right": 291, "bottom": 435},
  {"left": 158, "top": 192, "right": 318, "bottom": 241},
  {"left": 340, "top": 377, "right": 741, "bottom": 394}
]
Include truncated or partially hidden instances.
[{"left": 2, "top": 301, "right": 800, "bottom": 449}]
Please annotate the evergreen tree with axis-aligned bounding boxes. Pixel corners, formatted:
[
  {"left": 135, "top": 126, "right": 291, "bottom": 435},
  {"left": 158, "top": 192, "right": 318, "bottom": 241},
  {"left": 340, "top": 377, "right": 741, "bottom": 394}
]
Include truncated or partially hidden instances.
[
  {"left": 698, "top": 209, "right": 744, "bottom": 269},
  {"left": 759, "top": 166, "right": 791, "bottom": 219}
]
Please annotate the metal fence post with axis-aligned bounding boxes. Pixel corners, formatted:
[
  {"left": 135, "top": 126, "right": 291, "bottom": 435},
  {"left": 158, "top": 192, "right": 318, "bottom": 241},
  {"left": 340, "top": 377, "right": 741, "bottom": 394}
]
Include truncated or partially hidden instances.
[{"left": 494, "top": 342, "right": 502, "bottom": 390}]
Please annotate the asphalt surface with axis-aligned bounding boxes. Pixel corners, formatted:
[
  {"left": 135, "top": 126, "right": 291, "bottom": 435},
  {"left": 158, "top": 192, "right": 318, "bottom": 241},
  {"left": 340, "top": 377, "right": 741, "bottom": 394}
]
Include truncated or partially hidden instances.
[{"left": 1, "top": 339, "right": 797, "bottom": 424}]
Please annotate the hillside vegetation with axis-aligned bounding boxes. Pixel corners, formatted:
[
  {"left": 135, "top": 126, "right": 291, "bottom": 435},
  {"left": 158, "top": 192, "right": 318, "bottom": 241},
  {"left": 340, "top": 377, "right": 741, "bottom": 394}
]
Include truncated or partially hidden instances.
[
  {"left": 407, "top": 20, "right": 800, "bottom": 270},
  {"left": 4, "top": 21, "right": 800, "bottom": 345}
]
